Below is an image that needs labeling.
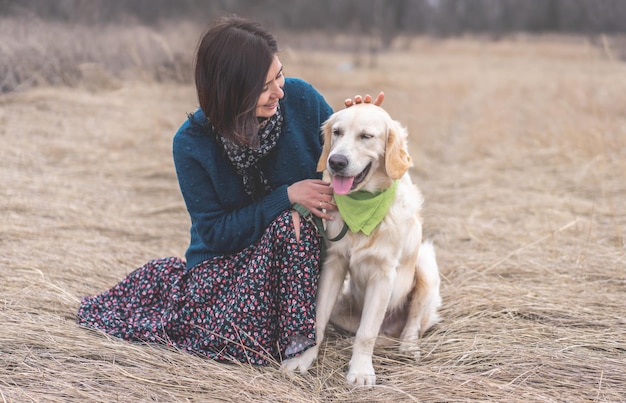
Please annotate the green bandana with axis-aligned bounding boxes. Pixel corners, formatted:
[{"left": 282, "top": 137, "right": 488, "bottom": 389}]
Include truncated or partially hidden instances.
[{"left": 334, "top": 181, "right": 398, "bottom": 235}]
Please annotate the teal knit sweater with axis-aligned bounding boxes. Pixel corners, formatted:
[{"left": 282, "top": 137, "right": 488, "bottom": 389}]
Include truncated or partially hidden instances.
[{"left": 173, "top": 78, "right": 333, "bottom": 269}]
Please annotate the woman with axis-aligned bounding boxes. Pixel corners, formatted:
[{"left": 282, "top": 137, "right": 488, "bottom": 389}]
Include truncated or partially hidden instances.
[{"left": 77, "top": 16, "right": 382, "bottom": 365}]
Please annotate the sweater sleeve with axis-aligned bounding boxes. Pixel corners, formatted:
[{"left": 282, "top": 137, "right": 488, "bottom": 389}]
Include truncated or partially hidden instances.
[{"left": 173, "top": 121, "right": 292, "bottom": 257}]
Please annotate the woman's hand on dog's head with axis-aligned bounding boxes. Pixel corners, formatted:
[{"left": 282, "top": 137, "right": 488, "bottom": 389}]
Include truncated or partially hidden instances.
[{"left": 344, "top": 92, "right": 384, "bottom": 108}]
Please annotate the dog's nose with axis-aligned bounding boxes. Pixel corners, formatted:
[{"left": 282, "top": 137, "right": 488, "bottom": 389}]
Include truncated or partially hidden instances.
[{"left": 328, "top": 154, "right": 348, "bottom": 172}]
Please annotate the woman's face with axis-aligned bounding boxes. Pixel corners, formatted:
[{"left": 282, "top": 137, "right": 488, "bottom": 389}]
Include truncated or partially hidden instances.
[{"left": 256, "top": 55, "right": 285, "bottom": 118}]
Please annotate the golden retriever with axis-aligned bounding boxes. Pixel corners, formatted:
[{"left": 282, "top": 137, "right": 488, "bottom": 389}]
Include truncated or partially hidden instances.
[{"left": 282, "top": 103, "right": 442, "bottom": 386}]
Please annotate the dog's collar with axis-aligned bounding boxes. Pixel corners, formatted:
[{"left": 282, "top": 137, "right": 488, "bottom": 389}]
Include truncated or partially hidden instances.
[{"left": 334, "top": 180, "right": 398, "bottom": 235}]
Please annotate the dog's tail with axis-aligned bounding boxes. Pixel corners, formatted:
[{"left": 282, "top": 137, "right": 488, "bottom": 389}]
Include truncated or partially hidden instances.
[{"left": 417, "top": 240, "right": 442, "bottom": 335}]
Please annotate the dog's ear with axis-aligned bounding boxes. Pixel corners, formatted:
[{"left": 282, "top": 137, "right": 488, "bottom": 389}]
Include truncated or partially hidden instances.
[
  {"left": 317, "top": 117, "right": 333, "bottom": 172},
  {"left": 385, "top": 120, "right": 412, "bottom": 179}
]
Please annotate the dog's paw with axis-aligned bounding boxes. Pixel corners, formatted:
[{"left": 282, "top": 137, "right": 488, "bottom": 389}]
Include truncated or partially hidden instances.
[
  {"left": 346, "top": 358, "right": 376, "bottom": 386},
  {"left": 399, "top": 340, "right": 421, "bottom": 361},
  {"left": 281, "top": 346, "right": 318, "bottom": 373}
]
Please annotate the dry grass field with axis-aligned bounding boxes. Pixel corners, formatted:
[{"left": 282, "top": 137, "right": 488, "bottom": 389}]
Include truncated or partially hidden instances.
[{"left": 1, "top": 28, "right": 625, "bottom": 402}]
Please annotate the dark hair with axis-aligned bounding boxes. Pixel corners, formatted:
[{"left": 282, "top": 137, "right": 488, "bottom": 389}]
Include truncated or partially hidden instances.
[{"left": 194, "top": 16, "right": 278, "bottom": 147}]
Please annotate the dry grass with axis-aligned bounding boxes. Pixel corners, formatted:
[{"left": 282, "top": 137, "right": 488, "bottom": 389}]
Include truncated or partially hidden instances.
[
  {"left": 0, "top": 17, "right": 197, "bottom": 92},
  {"left": 1, "top": 28, "right": 625, "bottom": 402}
]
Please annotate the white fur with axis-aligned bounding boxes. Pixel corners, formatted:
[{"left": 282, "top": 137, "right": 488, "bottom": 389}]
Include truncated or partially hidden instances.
[{"left": 282, "top": 104, "right": 442, "bottom": 386}]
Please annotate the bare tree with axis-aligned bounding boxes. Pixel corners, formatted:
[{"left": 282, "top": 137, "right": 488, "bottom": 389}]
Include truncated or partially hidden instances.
[{"left": 2, "top": 0, "right": 626, "bottom": 35}]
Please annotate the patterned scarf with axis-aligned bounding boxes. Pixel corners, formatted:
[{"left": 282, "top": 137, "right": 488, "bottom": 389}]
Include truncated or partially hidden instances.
[{"left": 216, "top": 103, "right": 283, "bottom": 198}]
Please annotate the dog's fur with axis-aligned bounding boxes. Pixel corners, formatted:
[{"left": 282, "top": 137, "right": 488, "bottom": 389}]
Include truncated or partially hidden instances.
[{"left": 282, "top": 103, "right": 441, "bottom": 386}]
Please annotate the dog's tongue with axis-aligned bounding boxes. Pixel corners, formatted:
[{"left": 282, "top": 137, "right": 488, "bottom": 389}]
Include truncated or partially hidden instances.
[{"left": 332, "top": 176, "right": 354, "bottom": 195}]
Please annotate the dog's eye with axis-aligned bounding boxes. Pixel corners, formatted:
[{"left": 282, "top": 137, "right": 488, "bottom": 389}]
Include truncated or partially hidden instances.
[
  {"left": 332, "top": 128, "right": 342, "bottom": 137},
  {"left": 360, "top": 132, "right": 374, "bottom": 140}
]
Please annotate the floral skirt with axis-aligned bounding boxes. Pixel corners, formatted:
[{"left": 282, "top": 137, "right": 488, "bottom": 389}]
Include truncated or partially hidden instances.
[{"left": 77, "top": 211, "right": 321, "bottom": 365}]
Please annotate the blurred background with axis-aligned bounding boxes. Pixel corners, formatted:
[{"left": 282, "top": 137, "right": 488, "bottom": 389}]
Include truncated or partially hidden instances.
[{"left": 2, "top": 0, "right": 626, "bottom": 93}]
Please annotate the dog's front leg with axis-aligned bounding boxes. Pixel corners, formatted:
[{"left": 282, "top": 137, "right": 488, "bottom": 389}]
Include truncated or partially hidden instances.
[
  {"left": 281, "top": 254, "right": 347, "bottom": 373},
  {"left": 347, "top": 267, "right": 396, "bottom": 386}
]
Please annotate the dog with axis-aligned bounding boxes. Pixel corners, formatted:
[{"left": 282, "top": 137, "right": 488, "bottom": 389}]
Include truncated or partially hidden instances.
[{"left": 282, "top": 103, "right": 442, "bottom": 386}]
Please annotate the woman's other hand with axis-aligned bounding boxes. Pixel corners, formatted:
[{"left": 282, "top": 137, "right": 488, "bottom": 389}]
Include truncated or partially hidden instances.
[{"left": 287, "top": 179, "right": 336, "bottom": 220}]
